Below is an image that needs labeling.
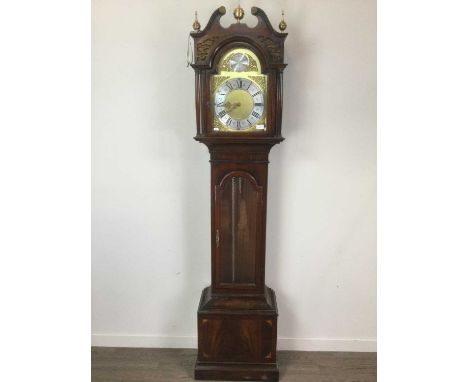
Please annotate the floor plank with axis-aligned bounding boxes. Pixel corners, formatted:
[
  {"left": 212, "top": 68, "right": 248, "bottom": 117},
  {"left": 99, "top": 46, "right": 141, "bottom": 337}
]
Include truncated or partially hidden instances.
[{"left": 92, "top": 347, "right": 377, "bottom": 382}]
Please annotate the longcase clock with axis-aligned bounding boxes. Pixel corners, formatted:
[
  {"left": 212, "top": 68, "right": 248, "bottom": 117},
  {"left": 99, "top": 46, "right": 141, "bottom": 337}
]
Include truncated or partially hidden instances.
[{"left": 189, "top": 6, "right": 287, "bottom": 381}]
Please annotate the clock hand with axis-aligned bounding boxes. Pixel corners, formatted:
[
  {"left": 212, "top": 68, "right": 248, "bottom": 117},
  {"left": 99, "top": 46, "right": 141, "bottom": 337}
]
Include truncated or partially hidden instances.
[{"left": 225, "top": 102, "right": 241, "bottom": 113}]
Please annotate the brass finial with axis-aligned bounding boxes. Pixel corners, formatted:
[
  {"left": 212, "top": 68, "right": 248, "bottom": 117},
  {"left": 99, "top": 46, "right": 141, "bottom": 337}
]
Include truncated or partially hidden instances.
[
  {"left": 192, "top": 11, "right": 201, "bottom": 32},
  {"left": 279, "top": 10, "right": 287, "bottom": 32},
  {"left": 233, "top": 4, "right": 245, "bottom": 23}
]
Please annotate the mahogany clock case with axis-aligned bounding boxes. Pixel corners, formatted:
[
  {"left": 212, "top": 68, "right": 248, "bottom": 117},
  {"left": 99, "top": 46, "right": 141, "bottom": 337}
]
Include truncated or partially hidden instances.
[{"left": 190, "top": 6, "right": 287, "bottom": 381}]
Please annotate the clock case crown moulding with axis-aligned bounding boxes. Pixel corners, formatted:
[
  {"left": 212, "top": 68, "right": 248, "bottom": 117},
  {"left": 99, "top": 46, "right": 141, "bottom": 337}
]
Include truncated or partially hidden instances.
[{"left": 191, "top": 6, "right": 287, "bottom": 148}]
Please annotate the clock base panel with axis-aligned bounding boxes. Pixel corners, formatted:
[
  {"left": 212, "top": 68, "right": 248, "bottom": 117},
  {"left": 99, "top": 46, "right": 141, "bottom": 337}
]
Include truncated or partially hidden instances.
[{"left": 195, "top": 286, "right": 279, "bottom": 381}]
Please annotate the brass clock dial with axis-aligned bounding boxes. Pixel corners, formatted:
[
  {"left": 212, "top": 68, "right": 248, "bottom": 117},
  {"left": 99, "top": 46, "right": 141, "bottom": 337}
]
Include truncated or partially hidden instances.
[
  {"left": 211, "top": 48, "right": 267, "bottom": 132},
  {"left": 214, "top": 78, "right": 265, "bottom": 130}
]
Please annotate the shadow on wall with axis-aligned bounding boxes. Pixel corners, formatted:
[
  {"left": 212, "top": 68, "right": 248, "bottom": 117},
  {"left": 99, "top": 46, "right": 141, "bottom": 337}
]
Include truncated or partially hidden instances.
[{"left": 266, "top": 9, "right": 316, "bottom": 342}]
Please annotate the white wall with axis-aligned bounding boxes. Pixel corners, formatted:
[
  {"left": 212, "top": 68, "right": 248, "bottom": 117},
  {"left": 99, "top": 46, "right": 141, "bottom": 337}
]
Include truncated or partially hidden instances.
[{"left": 92, "top": 0, "right": 376, "bottom": 351}]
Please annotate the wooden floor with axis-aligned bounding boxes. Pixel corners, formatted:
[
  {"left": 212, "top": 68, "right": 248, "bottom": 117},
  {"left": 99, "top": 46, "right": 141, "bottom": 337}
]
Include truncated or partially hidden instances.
[{"left": 92, "top": 347, "right": 376, "bottom": 382}]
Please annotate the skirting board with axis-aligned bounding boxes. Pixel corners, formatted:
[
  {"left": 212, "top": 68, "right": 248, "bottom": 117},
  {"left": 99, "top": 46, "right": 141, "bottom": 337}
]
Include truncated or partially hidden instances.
[{"left": 91, "top": 334, "right": 376, "bottom": 352}]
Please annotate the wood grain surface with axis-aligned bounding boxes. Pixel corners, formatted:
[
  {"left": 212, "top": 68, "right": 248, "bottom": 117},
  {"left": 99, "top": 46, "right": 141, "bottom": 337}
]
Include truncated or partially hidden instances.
[{"left": 92, "top": 347, "right": 377, "bottom": 382}]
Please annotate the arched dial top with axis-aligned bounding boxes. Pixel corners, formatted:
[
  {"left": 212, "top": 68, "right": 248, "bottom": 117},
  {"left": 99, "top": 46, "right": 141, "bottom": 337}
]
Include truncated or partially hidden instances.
[{"left": 212, "top": 48, "right": 267, "bottom": 132}]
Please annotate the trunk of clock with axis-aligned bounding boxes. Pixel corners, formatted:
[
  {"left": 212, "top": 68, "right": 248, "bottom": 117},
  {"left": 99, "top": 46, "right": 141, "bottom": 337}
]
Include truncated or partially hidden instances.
[{"left": 195, "top": 142, "right": 279, "bottom": 381}]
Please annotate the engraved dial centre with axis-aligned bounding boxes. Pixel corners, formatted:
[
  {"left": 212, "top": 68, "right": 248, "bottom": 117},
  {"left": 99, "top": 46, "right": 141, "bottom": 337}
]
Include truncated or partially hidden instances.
[{"left": 225, "top": 90, "right": 254, "bottom": 120}]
